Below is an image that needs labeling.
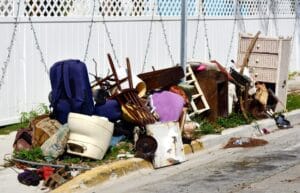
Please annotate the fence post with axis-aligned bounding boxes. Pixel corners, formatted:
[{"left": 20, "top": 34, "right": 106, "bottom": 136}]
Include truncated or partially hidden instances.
[
  {"left": 297, "top": 0, "right": 300, "bottom": 71},
  {"left": 180, "top": 0, "right": 187, "bottom": 78}
]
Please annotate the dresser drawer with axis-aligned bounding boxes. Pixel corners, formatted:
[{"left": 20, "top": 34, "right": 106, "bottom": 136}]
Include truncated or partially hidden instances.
[
  {"left": 237, "top": 53, "right": 278, "bottom": 68},
  {"left": 239, "top": 38, "right": 279, "bottom": 54},
  {"left": 249, "top": 67, "right": 277, "bottom": 83}
]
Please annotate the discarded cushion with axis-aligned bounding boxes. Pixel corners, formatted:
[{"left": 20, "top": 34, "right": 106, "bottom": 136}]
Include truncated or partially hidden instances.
[
  {"left": 31, "top": 114, "right": 61, "bottom": 147},
  {"left": 93, "top": 99, "right": 121, "bottom": 122},
  {"left": 13, "top": 128, "right": 33, "bottom": 152},
  {"left": 18, "top": 170, "right": 41, "bottom": 186},
  {"left": 41, "top": 124, "right": 70, "bottom": 161},
  {"left": 150, "top": 91, "right": 185, "bottom": 122}
]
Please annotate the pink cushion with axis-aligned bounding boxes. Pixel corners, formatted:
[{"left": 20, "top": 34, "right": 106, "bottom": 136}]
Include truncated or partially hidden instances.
[
  {"left": 151, "top": 91, "right": 185, "bottom": 122},
  {"left": 196, "top": 64, "right": 207, "bottom": 71}
]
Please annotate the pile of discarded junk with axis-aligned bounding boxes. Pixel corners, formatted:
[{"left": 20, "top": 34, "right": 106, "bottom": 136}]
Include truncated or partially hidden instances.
[{"left": 10, "top": 32, "right": 293, "bottom": 189}]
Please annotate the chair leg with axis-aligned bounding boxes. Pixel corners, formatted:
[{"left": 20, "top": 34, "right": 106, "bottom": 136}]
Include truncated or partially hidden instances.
[
  {"left": 126, "top": 58, "right": 134, "bottom": 89},
  {"left": 107, "top": 53, "right": 122, "bottom": 91}
]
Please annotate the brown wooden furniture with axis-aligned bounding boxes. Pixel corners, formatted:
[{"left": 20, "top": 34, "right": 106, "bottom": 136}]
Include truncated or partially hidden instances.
[
  {"left": 91, "top": 54, "right": 128, "bottom": 92},
  {"left": 193, "top": 69, "right": 228, "bottom": 122},
  {"left": 94, "top": 54, "right": 156, "bottom": 126},
  {"left": 137, "top": 66, "right": 184, "bottom": 91},
  {"left": 237, "top": 33, "right": 292, "bottom": 112}
]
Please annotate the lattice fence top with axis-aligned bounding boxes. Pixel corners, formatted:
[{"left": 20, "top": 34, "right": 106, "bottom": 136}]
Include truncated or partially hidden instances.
[
  {"left": 24, "top": 0, "right": 74, "bottom": 17},
  {"left": 0, "top": 0, "right": 296, "bottom": 17},
  {"left": 0, "top": 0, "right": 13, "bottom": 16},
  {"left": 203, "top": 0, "right": 235, "bottom": 16}
]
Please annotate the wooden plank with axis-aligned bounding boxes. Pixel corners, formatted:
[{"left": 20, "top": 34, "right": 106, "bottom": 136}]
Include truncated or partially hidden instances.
[{"left": 137, "top": 66, "right": 184, "bottom": 91}]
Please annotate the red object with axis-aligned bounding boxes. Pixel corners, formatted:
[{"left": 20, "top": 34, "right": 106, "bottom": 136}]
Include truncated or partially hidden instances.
[
  {"left": 196, "top": 64, "right": 206, "bottom": 72},
  {"left": 169, "top": 85, "right": 189, "bottom": 104},
  {"left": 37, "top": 166, "right": 55, "bottom": 181},
  {"left": 262, "top": 128, "right": 270, "bottom": 134},
  {"left": 210, "top": 60, "right": 234, "bottom": 82}
]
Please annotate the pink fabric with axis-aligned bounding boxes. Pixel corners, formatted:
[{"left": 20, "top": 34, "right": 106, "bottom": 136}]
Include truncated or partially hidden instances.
[
  {"left": 151, "top": 91, "right": 185, "bottom": 122},
  {"left": 196, "top": 64, "right": 207, "bottom": 71}
]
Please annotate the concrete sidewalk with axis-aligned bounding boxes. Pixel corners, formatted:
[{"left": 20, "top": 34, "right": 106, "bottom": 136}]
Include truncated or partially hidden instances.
[
  {"left": 288, "top": 76, "right": 300, "bottom": 93},
  {"left": 52, "top": 109, "right": 300, "bottom": 193}
]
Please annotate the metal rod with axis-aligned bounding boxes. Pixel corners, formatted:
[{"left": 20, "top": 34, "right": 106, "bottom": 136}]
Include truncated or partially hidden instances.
[
  {"left": 180, "top": 0, "right": 187, "bottom": 79},
  {"left": 12, "top": 158, "right": 91, "bottom": 170},
  {"left": 297, "top": 0, "right": 300, "bottom": 71}
]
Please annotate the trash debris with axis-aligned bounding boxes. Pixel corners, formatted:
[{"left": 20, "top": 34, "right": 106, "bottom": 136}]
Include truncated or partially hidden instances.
[
  {"left": 185, "top": 64, "right": 210, "bottom": 116},
  {"left": 94, "top": 99, "right": 121, "bottom": 122},
  {"left": 43, "top": 166, "right": 72, "bottom": 189},
  {"left": 7, "top": 48, "right": 293, "bottom": 191},
  {"left": 254, "top": 82, "right": 268, "bottom": 107},
  {"left": 116, "top": 88, "right": 156, "bottom": 126},
  {"left": 12, "top": 158, "right": 91, "bottom": 170},
  {"left": 146, "top": 122, "right": 186, "bottom": 168},
  {"left": 113, "top": 120, "right": 135, "bottom": 140},
  {"left": 49, "top": 59, "right": 94, "bottom": 124},
  {"left": 135, "top": 135, "right": 157, "bottom": 162},
  {"left": 31, "top": 114, "right": 61, "bottom": 147},
  {"left": 262, "top": 128, "right": 270, "bottom": 134},
  {"left": 37, "top": 166, "right": 55, "bottom": 181},
  {"left": 192, "top": 69, "right": 229, "bottom": 122},
  {"left": 41, "top": 124, "right": 70, "bottom": 161},
  {"left": 67, "top": 113, "right": 114, "bottom": 160},
  {"left": 116, "top": 153, "right": 134, "bottom": 159},
  {"left": 252, "top": 122, "right": 264, "bottom": 135},
  {"left": 150, "top": 91, "right": 185, "bottom": 122},
  {"left": 137, "top": 66, "right": 184, "bottom": 91},
  {"left": 13, "top": 127, "right": 33, "bottom": 152},
  {"left": 18, "top": 169, "right": 41, "bottom": 186},
  {"left": 182, "top": 121, "right": 200, "bottom": 141},
  {"left": 169, "top": 85, "right": 189, "bottom": 104},
  {"left": 224, "top": 137, "right": 268, "bottom": 148},
  {"left": 274, "top": 114, "right": 293, "bottom": 129}
]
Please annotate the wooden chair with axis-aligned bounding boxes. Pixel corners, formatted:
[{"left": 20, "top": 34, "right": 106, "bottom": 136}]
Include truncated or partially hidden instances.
[{"left": 92, "top": 53, "right": 156, "bottom": 126}]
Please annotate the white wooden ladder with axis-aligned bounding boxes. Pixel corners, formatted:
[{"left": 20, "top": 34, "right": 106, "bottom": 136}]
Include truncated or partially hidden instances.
[{"left": 185, "top": 65, "right": 210, "bottom": 116}]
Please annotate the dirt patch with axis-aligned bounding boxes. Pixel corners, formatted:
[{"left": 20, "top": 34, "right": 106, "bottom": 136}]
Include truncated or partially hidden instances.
[{"left": 224, "top": 137, "right": 268, "bottom": 148}]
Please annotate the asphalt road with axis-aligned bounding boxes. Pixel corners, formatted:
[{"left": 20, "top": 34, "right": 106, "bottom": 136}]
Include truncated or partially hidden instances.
[{"left": 82, "top": 124, "right": 300, "bottom": 193}]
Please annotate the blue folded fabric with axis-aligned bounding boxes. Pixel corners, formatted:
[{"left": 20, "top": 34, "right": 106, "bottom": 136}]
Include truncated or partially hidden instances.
[{"left": 94, "top": 99, "right": 122, "bottom": 122}]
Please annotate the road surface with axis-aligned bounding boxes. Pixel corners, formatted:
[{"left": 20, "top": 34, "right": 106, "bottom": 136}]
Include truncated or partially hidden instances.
[{"left": 82, "top": 124, "right": 300, "bottom": 193}]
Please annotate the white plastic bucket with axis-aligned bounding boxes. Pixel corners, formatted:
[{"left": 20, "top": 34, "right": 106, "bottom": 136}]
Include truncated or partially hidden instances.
[{"left": 67, "top": 113, "right": 114, "bottom": 160}]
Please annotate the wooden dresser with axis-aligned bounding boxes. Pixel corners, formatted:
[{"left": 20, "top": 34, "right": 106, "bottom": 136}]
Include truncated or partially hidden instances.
[{"left": 237, "top": 34, "right": 292, "bottom": 111}]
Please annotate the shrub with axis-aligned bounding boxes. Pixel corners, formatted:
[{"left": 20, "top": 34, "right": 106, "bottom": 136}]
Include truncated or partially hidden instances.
[
  {"left": 216, "top": 112, "right": 250, "bottom": 128},
  {"left": 287, "top": 93, "right": 300, "bottom": 111}
]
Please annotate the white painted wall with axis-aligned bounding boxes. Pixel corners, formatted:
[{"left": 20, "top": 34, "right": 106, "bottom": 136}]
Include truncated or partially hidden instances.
[{"left": 0, "top": 14, "right": 298, "bottom": 126}]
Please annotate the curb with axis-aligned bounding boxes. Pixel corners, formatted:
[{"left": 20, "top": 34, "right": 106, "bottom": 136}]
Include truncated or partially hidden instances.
[
  {"left": 198, "top": 109, "right": 300, "bottom": 149},
  {"left": 51, "top": 158, "right": 153, "bottom": 193},
  {"left": 52, "top": 109, "right": 300, "bottom": 193}
]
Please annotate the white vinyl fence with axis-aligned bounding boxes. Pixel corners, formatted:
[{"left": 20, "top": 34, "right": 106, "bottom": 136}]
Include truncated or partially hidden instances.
[{"left": 0, "top": 0, "right": 299, "bottom": 126}]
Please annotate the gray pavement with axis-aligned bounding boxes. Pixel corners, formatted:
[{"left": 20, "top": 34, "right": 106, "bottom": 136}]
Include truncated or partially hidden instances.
[
  {"left": 83, "top": 124, "right": 300, "bottom": 193},
  {"left": 288, "top": 76, "right": 300, "bottom": 93},
  {"left": 237, "top": 164, "right": 300, "bottom": 193}
]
